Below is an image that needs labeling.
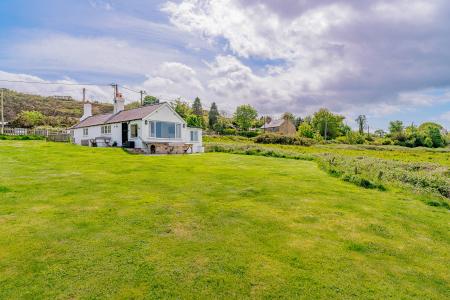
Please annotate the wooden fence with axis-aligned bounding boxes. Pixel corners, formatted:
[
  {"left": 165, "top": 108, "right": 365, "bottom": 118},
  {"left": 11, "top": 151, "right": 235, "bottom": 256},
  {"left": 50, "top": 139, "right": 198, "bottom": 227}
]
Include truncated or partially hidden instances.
[
  {"left": 1, "top": 127, "right": 72, "bottom": 143},
  {"left": 1, "top": 127, "right": 69, "bottom": 137}
]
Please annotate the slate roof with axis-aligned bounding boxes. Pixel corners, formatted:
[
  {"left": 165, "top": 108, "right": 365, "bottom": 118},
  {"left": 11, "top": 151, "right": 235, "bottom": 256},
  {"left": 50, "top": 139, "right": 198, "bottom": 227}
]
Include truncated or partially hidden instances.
[
  {"left": 261, "top": 119, "right": 285, "bottom": 129},
  {"left": 71, "top": 103, "right": 165, "bottom": 129}
]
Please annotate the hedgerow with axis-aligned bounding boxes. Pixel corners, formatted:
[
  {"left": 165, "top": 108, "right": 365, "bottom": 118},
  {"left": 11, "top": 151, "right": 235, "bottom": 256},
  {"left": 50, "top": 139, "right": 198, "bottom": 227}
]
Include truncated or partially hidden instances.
[
  {"left": 0, "top": 134, "right": 45, "bottom": 140},
  {"left": 254, "top": 133, "right": 317, "bottom": 146}
]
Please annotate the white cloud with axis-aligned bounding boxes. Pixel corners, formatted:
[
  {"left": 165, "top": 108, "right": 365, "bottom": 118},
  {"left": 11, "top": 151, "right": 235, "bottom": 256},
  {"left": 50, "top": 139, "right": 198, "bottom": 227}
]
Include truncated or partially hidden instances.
[
  {"left": 140, "top": 62, "right": 205, "bottom": 101},
  {"left": 372, "top": 0, "right": 437, "bottom": 23},
  {"left": 161, "top": 0, "right": 450, "bottom": 119},
  {"left": 163, "top": 0, "right": 355, "bottom": 60},
  {"left": 8, "top": 33, "right": 179, "bottom": 76},
  {"left": 0, "top": 70, "right": 111, "bottom": 102}
]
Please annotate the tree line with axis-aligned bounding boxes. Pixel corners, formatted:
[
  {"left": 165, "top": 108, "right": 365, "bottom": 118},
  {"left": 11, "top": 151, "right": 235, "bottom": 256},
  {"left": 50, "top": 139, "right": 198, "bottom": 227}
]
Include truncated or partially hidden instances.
[{"left": 155, "top": 96, "right": 447, "bottom": 148}]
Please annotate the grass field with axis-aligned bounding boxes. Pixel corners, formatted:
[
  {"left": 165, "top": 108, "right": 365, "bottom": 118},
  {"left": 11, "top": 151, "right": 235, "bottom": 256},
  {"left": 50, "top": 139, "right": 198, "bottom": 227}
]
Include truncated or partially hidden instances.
[
  {"left": 204, "top": 136, "right": 450, "bottom": 166},
  {"left": 1, "top": 141, "right": 449, "bottom": 299}
]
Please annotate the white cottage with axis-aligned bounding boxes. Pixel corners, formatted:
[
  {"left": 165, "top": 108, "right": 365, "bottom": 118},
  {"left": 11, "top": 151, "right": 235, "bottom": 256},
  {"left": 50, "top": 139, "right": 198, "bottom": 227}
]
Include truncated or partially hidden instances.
[{"left": 71, "top": 97, "right": 203, "bottom": 154}]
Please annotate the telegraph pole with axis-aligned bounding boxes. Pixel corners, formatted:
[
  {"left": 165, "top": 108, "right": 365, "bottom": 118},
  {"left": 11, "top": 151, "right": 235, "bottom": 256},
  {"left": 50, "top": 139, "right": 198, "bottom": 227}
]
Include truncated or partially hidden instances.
[
  {"left": 111, "top": 84, "right": 118, "bottom": 101},
  {"left": 82, "top": 87, "right": 86, "bottom": 102},
  {"left": 1, "top": 88, "right": 4, "bottom": 134},
  {"left": 324, "top": 118, "right": 328, "bottom": 140},
  {"left": 140, "top": 90, "right": 144, "bottom": 106}
]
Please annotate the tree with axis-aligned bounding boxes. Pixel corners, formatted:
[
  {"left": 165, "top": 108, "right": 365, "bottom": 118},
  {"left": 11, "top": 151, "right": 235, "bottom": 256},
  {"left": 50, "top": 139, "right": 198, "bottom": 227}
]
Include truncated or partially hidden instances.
[
  {"left": 186, "top": 115, "right": 203, "bottom": 128},
  {"left": 298, "top": 122, "right": 315, "bottom": 138},
  {"left": 311, "top": 108, "right": 345, "bottom": 140},
  {"left": 171, "top": 99, "right": 191, "bottom": 120},
  {"left": 213, "top": 116, "right": 233, "bottom": 134},
  {"left": 282, "top": 112, "right": 295, "bottom": 123},
  {"left": 234, "top": 104, "right": 258, "bottom": 131},
  {"left": 389, "top": 120, "right": 404, "bottom": 134},
  {"left": 355, "top": 115, "right": 367, "bottom": 134},
  {"left": 143, "top": 95, "right": 159, "bottom": 106},
  {"left": 418, "top": 122, "right": 443, "bottom": 131},
  {"left": 208, "top": 102, "right": 219, "bottom": 129},
  {"left": 11, "top": 110, "right": 45, "bottom": 128},
  {"left": 374, "top": 129, "right": 386, "bottom": 137},
  {"left": 419, "top": 123, "right": 445, "bottom": 147},
  {"left": 192, "top": 97, "right": 203, "bottom": 116},
  {"left": 294, "top": 117, "right": 303, "bottom": 128}
]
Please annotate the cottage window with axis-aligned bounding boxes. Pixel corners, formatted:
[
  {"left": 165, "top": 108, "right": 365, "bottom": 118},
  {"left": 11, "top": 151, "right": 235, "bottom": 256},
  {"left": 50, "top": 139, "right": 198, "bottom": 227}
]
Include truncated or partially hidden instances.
[
  {"left": 149, "top": 121, "right": 181, "bottom": 139},
  {"left": 83, "top": 128, "right": 88, "bottom": 136},
  {"left": 130, "top": 124, "right": 138, "bottom": 138},
  {"left": 101, "top": 125, "right": 111, "bottom": 135},
  {"left": 190, "top": 130, "right": 199, "bottom": 142}
]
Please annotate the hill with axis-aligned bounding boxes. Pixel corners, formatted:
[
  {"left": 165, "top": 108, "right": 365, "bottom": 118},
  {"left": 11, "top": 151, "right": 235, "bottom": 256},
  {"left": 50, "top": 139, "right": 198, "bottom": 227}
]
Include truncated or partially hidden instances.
[{"left": 2, "top": 89, "right": 114, "bottom": 127}]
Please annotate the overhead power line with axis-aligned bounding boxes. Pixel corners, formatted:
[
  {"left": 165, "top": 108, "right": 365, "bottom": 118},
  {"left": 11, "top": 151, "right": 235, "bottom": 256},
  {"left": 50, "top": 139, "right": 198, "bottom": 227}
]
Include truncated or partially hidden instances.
[
  {"left": 0, "top": 79, "right": 111, "bottom": 87},
  {"left": 120, "top": 85, "right": 142, "bottom": 94}
]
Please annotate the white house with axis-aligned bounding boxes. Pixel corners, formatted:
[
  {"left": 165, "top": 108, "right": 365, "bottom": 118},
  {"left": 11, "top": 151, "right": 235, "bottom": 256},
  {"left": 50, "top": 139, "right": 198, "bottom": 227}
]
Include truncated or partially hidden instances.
[{"left": 70, "top": 96, "right": 203, "bottom": 154}]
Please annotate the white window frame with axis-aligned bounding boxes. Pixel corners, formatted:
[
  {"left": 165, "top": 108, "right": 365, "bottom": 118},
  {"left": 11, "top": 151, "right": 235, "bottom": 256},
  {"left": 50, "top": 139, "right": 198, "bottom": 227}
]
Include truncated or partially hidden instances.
[
  {"left": 130, "top": 124, "right": 138, "bottom": 138},
  {"left": 190, "top": 130, "right": 199, "bottom": 142},
  {"left": 83, "top": 128, "right": 88, "bottom": 136},
  {"left": 149, "top": 121, "right": 182, "bottom": 139},
  {"left": 101, "top": 125, "right": 111, "bottom": 135}
]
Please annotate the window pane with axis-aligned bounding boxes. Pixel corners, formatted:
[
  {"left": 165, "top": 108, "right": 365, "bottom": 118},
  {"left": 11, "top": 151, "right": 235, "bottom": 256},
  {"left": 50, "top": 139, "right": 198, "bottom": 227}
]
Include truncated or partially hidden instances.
[
  {"left": 168, "top": 123, "right": 175, "bottom": 138},
  {"left": 156, "top": 122, "right": 161, "bottom": 137},
  {"left": 131, "top": 124, "right": 137, "bottom": 138},
  {"left": 150, "top": 121, "right": 155, "bottom": 137},
  {"left": 154, "top": 121, "right": 178, "bottom": 139},
  {"left": 176, "top": 124, "right": 181, "bottom": 138}
]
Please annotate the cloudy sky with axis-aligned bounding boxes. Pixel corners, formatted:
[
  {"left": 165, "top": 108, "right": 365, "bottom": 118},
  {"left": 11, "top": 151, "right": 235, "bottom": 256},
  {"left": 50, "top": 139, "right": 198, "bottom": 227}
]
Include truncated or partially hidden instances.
[{"left": 1, "top": 0, "right": 450, "bottom": 129}]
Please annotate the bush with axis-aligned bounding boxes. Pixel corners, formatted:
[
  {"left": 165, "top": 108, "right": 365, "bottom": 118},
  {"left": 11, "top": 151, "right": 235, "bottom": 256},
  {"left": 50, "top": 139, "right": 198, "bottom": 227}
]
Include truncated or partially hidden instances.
[
  {"left": 0, "top": 134, "right": 45, "bottom": 140},
  {"left": 381, "top": 138, "right": 393, "bottom": 145},
  {"left": 222, "top": 128, "right": 237, "bottom": 135},
  {"left": 238, "top": 131, "right": 259, "bottom": 138},
  {"left": 298, "top": 122, "right": 315, "bottom": 138},
  {"left": 205, "top": 143, "right": 314, "bottom": 161},
  {"left": 255, "top": 133, "right": 316, "bottom": 146}
]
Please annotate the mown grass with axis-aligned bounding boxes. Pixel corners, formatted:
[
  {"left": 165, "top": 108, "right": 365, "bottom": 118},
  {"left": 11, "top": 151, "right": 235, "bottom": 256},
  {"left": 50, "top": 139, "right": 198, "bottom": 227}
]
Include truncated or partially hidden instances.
[{"left": 0, "top": 141, "right": 449, "bottom": 299}]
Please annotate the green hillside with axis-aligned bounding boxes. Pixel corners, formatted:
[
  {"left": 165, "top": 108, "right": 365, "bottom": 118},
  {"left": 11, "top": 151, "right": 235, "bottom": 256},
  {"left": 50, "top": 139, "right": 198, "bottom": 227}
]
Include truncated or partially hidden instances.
[{"left": 2, "top": 89, "right": 113, "bottom": 126}]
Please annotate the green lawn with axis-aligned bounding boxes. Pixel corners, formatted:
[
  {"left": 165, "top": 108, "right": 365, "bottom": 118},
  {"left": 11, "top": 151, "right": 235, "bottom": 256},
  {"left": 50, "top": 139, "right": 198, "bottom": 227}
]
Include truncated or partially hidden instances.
[{"left": 1, "top": 141, "right": 449, "bottom": 299}]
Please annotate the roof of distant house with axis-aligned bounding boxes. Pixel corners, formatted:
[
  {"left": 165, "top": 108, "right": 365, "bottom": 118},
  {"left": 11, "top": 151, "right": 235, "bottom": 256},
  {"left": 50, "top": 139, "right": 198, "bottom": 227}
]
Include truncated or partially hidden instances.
[
  {"left": 71, "top": 103, "right": 165, "bottom": 129},
  {"left": 260, "top": 119, "right": 285, "bottom": 129}
]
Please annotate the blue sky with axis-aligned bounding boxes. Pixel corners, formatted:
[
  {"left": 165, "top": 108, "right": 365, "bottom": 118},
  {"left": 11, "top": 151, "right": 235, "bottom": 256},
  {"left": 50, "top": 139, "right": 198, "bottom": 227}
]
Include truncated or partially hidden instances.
[{"left": 0, "top": 0, "right": 449, "bottom": 130}]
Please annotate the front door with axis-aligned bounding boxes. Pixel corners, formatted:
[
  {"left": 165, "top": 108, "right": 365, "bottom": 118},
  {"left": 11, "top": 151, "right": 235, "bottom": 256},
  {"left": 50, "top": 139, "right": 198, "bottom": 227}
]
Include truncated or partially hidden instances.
[{"left": 121, "top": 123, "right": 128, "bottom": 145}]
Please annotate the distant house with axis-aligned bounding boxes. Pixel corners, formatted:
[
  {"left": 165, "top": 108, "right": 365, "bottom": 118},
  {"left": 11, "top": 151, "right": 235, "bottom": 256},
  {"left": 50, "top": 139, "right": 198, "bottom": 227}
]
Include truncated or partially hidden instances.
[
  {"left": 70, "top": 95, "right": 203, "bottom": 154},
  {"left": 261, "top": 119, "right": 296, "bottom": 135}
]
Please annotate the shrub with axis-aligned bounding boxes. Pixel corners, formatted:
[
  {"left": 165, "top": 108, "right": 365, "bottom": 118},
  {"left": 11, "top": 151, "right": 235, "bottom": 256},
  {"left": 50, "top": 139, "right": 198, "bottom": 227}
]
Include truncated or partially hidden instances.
[
  {"left": 222, "top": 128, "right": 237, "bottom": 135},
  {"left": 238, "top": 131, "right": 259, "bottom": 138},
  {"left": 0, "top": 134, "right": 44, "bottom": 140},
  {"left": 298, "top": 122, "right": 315, "bottom": 138},
  {"left": 255, "top": 133, "right": 316, "bottom": 146}
]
